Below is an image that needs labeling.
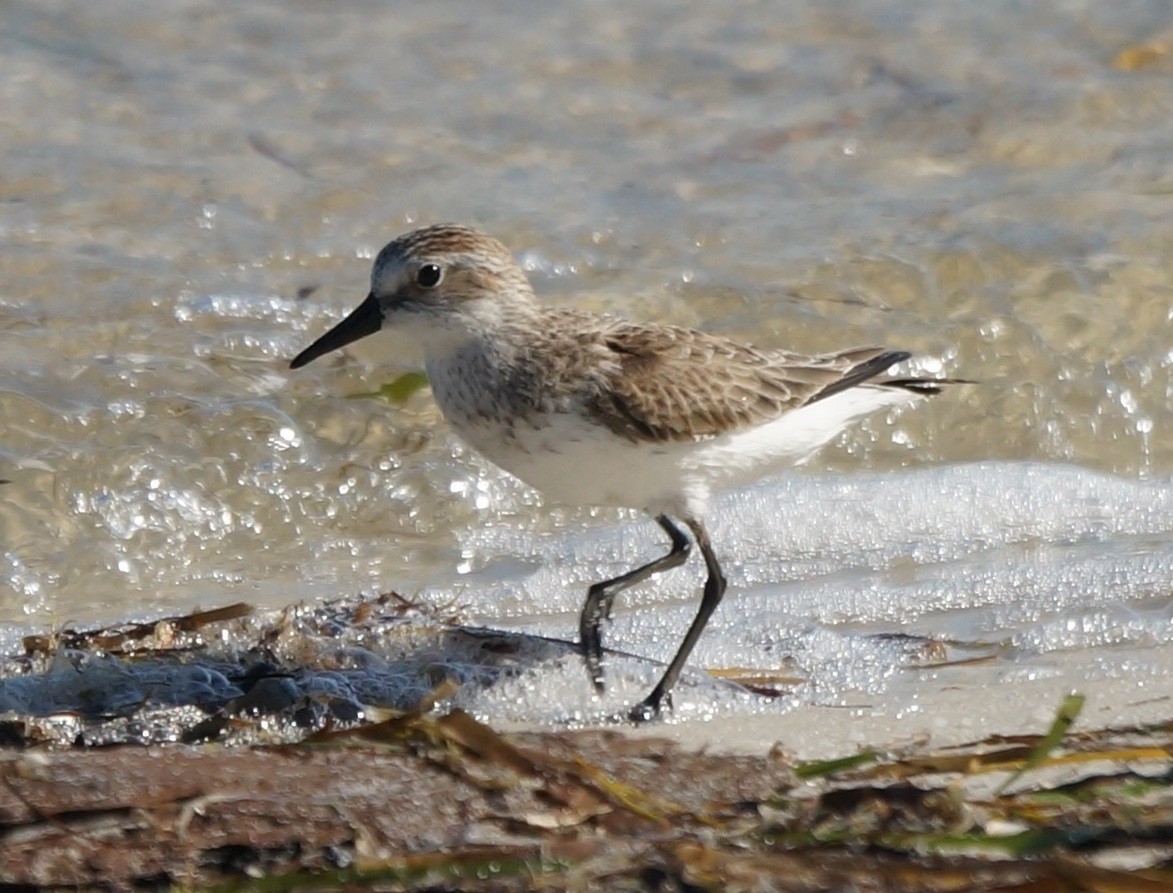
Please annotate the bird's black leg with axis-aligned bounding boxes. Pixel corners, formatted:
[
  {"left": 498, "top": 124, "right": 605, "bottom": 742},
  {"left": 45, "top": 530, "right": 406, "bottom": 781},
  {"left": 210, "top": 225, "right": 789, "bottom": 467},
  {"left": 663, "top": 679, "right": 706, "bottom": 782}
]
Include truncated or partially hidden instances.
[
  {"left": 579, "top": 515, "right": 690, "bottom": 692},
  {"left": 630, "top": 518, "right": 727, "bottom": 723}
]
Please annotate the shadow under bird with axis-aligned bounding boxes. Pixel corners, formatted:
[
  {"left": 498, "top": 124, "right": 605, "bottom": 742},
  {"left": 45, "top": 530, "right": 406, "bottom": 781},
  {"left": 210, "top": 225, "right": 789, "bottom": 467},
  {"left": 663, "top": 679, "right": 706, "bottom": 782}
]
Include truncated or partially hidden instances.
[{"left": 290, "top": 224, "right": 956, "bottom": 722}]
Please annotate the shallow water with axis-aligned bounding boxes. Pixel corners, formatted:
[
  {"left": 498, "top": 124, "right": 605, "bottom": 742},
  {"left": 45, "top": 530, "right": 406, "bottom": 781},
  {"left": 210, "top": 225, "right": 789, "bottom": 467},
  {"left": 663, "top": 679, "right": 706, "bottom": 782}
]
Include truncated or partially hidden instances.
[{"left": 1, "top": 1, "right": 1171, "bottom": 733}]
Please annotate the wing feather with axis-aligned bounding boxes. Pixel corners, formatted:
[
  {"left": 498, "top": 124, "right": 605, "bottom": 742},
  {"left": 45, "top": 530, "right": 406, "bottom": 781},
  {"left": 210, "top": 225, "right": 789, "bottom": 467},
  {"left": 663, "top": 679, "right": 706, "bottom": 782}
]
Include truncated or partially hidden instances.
[{"left": 580, "top": 321, "right": 910, "bottom": 443}]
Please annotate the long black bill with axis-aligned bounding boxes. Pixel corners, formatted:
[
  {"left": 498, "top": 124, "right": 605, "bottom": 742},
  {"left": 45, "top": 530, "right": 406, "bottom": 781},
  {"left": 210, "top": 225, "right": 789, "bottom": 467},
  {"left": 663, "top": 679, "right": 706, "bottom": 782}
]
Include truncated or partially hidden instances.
[{"left": 289, "top": 293, "right": 383, "bottom": 369}]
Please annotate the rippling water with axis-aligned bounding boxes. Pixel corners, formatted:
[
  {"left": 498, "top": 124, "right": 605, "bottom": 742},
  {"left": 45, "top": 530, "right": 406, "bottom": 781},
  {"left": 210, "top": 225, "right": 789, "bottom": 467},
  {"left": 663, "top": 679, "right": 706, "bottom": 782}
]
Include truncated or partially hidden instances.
[{"left": 2, "top": 1, "right": 1171, "bottom": 733}]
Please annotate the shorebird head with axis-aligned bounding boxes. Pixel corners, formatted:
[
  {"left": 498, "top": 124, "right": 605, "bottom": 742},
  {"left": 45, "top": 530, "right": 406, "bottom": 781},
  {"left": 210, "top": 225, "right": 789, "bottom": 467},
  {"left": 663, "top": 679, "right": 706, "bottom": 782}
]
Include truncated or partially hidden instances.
[{"left": 289, "top": 223, "right": 535, "bottom": 369}]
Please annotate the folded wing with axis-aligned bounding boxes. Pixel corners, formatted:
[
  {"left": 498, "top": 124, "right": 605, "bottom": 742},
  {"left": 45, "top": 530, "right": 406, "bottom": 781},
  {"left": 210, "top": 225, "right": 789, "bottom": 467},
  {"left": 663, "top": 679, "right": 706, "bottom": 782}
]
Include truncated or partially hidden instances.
[{"left": 584, "top": 322, "right": 919, "bottom": 443}]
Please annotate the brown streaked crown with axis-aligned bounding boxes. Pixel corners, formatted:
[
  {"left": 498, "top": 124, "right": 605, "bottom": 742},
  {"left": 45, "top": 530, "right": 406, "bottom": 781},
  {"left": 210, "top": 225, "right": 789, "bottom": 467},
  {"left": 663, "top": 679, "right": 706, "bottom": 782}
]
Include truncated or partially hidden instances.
[
  {"left": 371, "top": 223, "right": 535, "bottom": 303},
  {"left": 380, "top": 223, "right": 513, "bottom": 260}
]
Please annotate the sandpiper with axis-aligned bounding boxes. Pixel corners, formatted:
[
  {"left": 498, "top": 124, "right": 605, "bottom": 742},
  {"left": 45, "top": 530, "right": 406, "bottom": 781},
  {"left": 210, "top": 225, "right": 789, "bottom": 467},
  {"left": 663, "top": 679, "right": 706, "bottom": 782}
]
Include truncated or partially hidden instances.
[{"left": 291, "top": 224, "right": 954, "bottom": 721}]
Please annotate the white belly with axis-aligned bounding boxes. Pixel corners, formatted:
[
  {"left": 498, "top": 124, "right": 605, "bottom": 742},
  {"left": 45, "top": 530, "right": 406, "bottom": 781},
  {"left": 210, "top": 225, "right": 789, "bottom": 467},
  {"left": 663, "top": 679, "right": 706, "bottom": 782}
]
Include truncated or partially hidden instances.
[
  {"left": 442, "top": 383, "right": 922, "bottom": 521},
  {"left": 452, "top": 411, "right": 703, "bottom": 517}
]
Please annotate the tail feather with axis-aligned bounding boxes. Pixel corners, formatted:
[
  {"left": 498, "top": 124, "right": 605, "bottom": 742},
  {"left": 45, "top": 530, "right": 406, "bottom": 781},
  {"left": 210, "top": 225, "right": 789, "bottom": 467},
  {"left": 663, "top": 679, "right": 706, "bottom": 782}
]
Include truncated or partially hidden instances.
[
  {"left": 809, "top": 350, "right": 911, "bottom": 404},
  {"left": 811, "top": 349, "right": 970, "bottom": 404},
  {"left": 877, "top": 376, "right": 974, "bottom": 396}
]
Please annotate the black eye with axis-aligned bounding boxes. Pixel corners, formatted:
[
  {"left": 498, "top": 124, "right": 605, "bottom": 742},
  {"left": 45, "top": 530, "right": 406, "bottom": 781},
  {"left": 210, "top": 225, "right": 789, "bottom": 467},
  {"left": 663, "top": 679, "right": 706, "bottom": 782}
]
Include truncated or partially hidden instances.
[{"left": 415, "top": 264, "right": 443, "bottom": 288}]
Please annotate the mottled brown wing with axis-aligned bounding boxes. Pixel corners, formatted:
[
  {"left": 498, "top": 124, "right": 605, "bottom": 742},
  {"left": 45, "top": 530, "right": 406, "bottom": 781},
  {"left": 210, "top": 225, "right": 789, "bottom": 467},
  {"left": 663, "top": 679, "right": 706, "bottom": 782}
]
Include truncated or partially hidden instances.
[{"left": 584, "top": 321, "right": 905, "bottom": 443}]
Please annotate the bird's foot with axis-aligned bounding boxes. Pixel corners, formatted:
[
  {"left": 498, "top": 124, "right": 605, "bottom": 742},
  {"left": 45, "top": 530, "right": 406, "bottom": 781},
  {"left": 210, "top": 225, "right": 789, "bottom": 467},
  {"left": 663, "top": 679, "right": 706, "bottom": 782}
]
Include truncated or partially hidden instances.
[{"left": 628, "top": 691, "right": 671, "bottom": 724}]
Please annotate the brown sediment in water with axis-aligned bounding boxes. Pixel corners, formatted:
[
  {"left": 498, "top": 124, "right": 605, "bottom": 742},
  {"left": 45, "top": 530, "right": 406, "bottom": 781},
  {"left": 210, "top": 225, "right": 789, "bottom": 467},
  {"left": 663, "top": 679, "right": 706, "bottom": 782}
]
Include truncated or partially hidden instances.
[{"left": 0, "top": 602, "right": 1170, "bottom": 890}]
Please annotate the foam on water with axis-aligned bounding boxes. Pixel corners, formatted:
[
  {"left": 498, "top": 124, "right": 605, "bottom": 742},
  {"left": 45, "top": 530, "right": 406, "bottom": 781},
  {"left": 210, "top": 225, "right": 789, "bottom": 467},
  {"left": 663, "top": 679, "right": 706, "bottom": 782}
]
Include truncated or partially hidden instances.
[
  {"left": 427, "top": 462, "right": 1173, "bottom": 724},
  {"left": 0, "top": 462, "right": 1168, "bottom": 739}
]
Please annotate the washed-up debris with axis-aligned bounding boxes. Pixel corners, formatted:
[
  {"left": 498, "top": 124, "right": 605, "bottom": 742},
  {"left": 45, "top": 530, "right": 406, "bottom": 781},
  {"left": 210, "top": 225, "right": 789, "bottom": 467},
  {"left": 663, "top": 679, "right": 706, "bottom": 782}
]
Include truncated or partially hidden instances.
[
  {"left": 0, "top": 700, "right": 1168, "bottom": 889},
  {"left": 0, "top": 600, "right": 1168, "bottom": 889},
  {"left": 0, "top": 593, "right": 549, "bottom": 745},
  {"left": 21, "top": 601, "right": 253, "bottom": 655},
  {"left": 2, "top": 594, "right": 980, "bottom": 745}
]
